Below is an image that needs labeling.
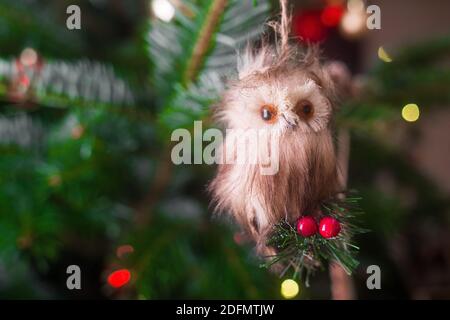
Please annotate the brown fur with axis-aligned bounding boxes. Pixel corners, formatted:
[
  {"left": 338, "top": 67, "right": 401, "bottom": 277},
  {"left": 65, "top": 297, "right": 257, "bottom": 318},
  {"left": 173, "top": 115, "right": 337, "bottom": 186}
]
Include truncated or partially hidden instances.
[{"left": 208, "top": 0, "right": 342, "bottom": 255}]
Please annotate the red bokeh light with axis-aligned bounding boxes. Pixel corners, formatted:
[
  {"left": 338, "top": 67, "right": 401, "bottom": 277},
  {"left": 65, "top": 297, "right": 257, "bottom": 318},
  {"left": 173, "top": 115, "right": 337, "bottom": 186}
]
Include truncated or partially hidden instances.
[
  {"left": 116, "top": 244, "right": 134, "bottom": 259},
  {"left": 321, "top": 4, "right": 345, "bottom": 27},
  {"left": 107, "top": 269, "right": 131, "bottom": 288},
  {"left": 292, "top": 10, "right": 327, "bottom": 43}
]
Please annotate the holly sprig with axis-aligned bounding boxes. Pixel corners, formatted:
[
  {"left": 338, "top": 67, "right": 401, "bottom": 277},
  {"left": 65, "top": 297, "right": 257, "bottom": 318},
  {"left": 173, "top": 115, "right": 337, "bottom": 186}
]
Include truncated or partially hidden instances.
[{"left": 261, "top": 194, "right": 367, "bottom": 287}]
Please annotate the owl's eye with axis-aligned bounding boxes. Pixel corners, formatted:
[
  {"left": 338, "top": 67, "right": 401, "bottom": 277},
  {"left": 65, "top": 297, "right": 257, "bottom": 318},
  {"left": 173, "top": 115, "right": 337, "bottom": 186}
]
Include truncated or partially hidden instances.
[
  {"left": 295, "top": 100, "right": 314, "bottom": 121},
  {"left": 260, "top": 104, "right": 277, "bottom": 123}
]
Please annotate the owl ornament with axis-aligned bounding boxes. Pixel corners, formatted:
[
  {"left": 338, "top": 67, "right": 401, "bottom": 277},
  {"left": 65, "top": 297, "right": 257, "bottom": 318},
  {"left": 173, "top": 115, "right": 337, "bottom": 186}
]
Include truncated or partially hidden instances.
[{"left": 209, "top": 0, "right": 365, "bottom": 284}]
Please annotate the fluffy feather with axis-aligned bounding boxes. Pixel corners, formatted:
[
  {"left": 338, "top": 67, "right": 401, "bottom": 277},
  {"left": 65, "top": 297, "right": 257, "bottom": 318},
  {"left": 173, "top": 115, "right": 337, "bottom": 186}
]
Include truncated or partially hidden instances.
[{"left": 209, "top": 0, "right": 342, "bottom": 254}]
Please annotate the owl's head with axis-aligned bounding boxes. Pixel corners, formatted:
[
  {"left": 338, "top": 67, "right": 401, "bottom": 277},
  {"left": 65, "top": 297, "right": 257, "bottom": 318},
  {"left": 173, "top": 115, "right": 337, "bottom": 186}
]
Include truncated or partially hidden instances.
[{"left": 216, "top": 46, "right": 339, "bottom": 137}]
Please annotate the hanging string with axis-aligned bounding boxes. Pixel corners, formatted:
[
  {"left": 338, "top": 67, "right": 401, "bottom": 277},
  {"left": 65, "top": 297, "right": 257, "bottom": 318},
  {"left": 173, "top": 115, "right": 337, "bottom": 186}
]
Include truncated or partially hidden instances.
[{"left": 279, "top": 0, "right": 291, "bottom": 54}]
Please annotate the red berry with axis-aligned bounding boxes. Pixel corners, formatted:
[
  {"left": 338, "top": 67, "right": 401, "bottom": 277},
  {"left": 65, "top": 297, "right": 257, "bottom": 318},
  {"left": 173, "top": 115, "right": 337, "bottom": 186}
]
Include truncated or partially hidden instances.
[
  {"left": 319, "top": 217, "right": 341, "bottom": 238},
  {"left": 296, "top": 216, "right": 318, "bottom": 237}
]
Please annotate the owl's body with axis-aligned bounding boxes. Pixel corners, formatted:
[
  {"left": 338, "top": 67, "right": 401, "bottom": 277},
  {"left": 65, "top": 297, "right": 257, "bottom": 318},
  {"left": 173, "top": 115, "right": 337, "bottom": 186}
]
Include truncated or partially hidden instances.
[
  {"left": 209, "top": 45, "right": 342, "bottom": 253},
  {"left": 209, "top": 3, "right": 343, "bottom": 253}
]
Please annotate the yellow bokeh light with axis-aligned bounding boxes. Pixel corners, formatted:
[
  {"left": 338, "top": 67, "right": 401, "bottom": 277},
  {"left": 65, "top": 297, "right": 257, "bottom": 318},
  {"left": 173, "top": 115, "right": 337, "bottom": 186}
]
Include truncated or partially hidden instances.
[
  {"left": 281, "top": 279, "right": 299, "bottom": 299},
  {"left": 378, "top": 46, "right": 392, "bottom": 63},
  {"left": 402, "top": 104, "right": 420, "bottom": 122}
]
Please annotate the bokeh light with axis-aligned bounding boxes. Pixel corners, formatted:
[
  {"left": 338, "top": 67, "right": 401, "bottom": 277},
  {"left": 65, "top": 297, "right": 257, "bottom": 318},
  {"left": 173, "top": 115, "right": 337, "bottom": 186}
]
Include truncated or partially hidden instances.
[
  {"left": 116, "top": 244, "right": 135, "bottom": 259},
  {"left": 71, "top": 125, "right": 85, "bottom": 140},
  {"left": 378, "top": 46, "right": 393, "bottom": 63},
  {"left": 20, "top": 48, "right": 38, "bottom": 67},
  {"left": 293, "top": 10, "right": 327, "bottom": 43},
  {"left": 340, "top": 9, "right": 366, "bottom": 38},
  {"left": 151, "top": 0, "right": 175, "bottom": 22},
  {"left": 347, "top": 0, "right": 365, "bottom": 12},
  {"left": 402, "top": 104, "right": 420, "bottom": 122},
  {"left": 280, "top": 279, "right": 299, "bottom": 299},
  {"left": 48, "top": 174, "right": 62, "bottom": 187},
  {"left": 107, "top": 269, "right": 131, "bottom": 288},
  {"left": 321, "top": 4, "right": 344, "bottom": 27}
]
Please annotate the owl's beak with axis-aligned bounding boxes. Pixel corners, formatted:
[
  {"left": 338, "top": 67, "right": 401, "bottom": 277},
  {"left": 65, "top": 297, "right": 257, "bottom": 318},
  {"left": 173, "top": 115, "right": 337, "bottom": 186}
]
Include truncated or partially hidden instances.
[{"left": 282, "top": 114, "right": 297, "bottom": 128}]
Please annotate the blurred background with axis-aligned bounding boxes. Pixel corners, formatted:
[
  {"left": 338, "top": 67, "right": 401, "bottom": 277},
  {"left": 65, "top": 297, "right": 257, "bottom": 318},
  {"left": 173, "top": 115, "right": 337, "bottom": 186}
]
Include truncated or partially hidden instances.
[{"left": 0, "top": 0, "right": 449, "bottom": 299}]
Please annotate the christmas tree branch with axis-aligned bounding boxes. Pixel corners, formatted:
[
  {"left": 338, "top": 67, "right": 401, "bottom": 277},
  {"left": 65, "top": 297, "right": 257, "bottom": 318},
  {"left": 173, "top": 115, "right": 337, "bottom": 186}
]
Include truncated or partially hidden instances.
[
  {"left": 183, "top": 0, "right": 228, "bottom": 85},
  {"left": 134, "top": 0, "right": 229, "bottom": 226},
  {"left": 134, "top": 148, "right": 173, "bottom": 226}
]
